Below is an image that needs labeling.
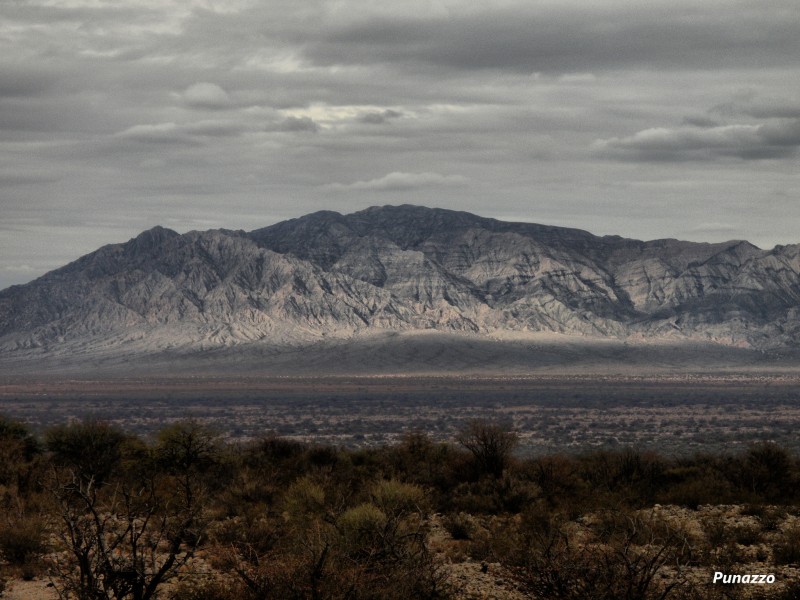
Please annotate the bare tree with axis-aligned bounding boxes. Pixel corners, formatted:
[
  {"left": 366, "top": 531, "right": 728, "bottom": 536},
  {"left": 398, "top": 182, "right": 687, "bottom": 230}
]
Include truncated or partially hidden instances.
[
  {"left": 456, "top": 420, "right": 518, "bottom": 478},
  {"left": 47, "top": 422, "right": 216, "bottom": 600},
  {"left": 49, "top": 468, "right": 202, "bottom": 600}
]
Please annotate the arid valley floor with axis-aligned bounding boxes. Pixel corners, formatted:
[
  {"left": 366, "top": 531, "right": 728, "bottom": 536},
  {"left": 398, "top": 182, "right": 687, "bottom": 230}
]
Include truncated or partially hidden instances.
[{"left": 2, "top": 373, "right": 799, "bottom": 456}]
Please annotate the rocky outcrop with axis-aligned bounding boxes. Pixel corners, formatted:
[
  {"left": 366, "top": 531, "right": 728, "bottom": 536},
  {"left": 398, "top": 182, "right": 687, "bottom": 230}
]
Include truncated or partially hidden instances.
[{"left": 1, "top": 204, "right": 799, "bottom": 358}]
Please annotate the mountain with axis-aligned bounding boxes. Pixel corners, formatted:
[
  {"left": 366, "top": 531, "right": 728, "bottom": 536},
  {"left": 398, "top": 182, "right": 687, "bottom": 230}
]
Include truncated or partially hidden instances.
[{"left": 2, "top": 205, "right": 800, "bottom": 373}]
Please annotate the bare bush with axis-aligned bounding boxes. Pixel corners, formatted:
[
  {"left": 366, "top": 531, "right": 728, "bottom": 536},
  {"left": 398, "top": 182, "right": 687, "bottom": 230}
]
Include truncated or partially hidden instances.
[
  {"left": 456, "top": 420, "right": 518, "bottom": 479},
  {"left": 503, "top": 508, "right": 694, "bottom": 600}
]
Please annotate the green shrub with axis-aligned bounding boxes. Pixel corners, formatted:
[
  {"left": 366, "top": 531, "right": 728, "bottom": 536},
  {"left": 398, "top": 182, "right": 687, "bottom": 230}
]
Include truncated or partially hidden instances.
[
  {"left": 370, "top": 479, "right": 427, "bottom": 516},
  {"left": 337, "top": 503, "right": 387, "bottom": 557},
  {"left": 284, "top": 476, "right": 326, "bottom": 521}
]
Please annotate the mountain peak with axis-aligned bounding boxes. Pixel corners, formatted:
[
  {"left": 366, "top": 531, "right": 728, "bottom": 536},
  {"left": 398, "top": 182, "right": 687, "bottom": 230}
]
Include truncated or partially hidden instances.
[{"left": 126, "top": 225, "right": 180, "bottom": 254}]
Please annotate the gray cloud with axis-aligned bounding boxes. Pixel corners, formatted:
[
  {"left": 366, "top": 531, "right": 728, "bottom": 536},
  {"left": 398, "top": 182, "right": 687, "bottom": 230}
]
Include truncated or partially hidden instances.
[
  {"left": 594, "top": 119, "right": 800, "bottom": 161},
  {"left": 181, "top": 82, "right": 232, "bottom": 110},
  {"left": 0, "top": 171, "right": 60, "bottom": 186},
  {"left": 115, "top": 123, "right": 200, "bottom": 146},
  {"left": 359, "top": 109, "right": 403, "bottom": 124},
  {"left": 681, "top": 116, "right": 721, "bottom": 128},
  {"left": 2, "top": 0, "right": 800, "bottom": 289},
  {"left": 712, "top": 99, "right": 800, "bottom": 120},
  {"left": 273, "top": 116, "right": 320, "bottom": 133},
  {"left": 304, "top": 2, "right": 800, "bottom": 73},
  {"left": 0, "top": 66, "right": 57, "bottom": 98}
]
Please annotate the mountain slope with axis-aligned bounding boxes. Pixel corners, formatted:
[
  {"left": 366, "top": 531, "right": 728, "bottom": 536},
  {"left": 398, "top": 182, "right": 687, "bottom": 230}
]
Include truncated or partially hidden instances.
[{"left": 1, "top": 205, "right": 800, "bottom": 365}]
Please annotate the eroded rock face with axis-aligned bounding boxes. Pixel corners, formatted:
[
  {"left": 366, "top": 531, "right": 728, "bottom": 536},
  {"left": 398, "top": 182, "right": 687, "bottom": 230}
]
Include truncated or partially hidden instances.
[{"left": 2, "top": 204, "right": 799, "bottom": 356}]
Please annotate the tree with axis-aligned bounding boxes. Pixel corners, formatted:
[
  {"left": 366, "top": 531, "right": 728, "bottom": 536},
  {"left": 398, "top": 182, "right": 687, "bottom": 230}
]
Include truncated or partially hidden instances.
[
  {"left": 47, "top": 422, "right": 214, "bottom": 600},
  {"left": 45, "top": 421, "right": 127, "bottom": 485},
  {"left": 456, "top": 420, "right": 518, "bottom": 478}
]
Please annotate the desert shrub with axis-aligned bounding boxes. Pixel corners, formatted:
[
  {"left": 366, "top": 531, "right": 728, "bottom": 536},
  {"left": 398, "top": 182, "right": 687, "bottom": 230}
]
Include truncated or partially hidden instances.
[
  {"left": 284, "top": 476, "right": 327, "bottom": 521},
  {"left": 442, "top": 512, "right": 478, "bottom": 541},
  {"left": 209, "top": 514, "right": 282, "bottom": 558},
  {"left": 761, "top": 507, "right": 788, "bottom": 532},
  {"left": 741, "top": 503, "right": 768, "bottom": 518},
  {"left": 521, "top": 455, "right": 590, "bottom": 516},
  {"left": 212, "top": 471, "right": 276, "bottom": 519},
  {"left": 742, "top": 443, "right": 795, "bottom": 503},
  {"left": 337, "top": 503, "right": 388, "bottom": 558},
  {"left": 731, "top": 523, "right": 763, "bottom": 546},
  {"left": 304, "top": 445, "right": 341, "bottom": 469},
  {"left": 370, "top": 480, "right": 427, "bottom": 516},
  {"left": 769, "top": 581, "right": 800, "bottom": 600},
  {"left": 707, "top": 541, "right": 749, "bottom": 572},
  {"left": 254, "top": 435, "right": 306, "bottom": 462},
  {"left": 659, "top": 469, "right": 735, "bottom": 509},
  {"left": 169, "top": 577, "right": 243, "bottom": 600},
  {"left": 577, "top": 448, "right": 668, "bottom": 506},
  {"left": 702, "top": 515, "right": 764, "bottom": 548},
  {"left": 389, "top": 432, "right": 440, "bottom": 481},
  {"left": 500, "top": 506, "right": 694, "bottom": 600},
  {"left": 448, "top": 472, "right": 540, "bottom": 515},
  {"left": 0, "top": 514, "right": 46, "bottom": 566},
  {"left": 223, "top": 493, "right": 447, "bottom": 600},
  {"left": 240, "top": 436, "right": 307, "bottom": 487},
  {"left": 700, "top": 515, "right": 733, "bottom": 548},
  {"left": 45, "top": 420, "right": 128, "bottom": 483},
  {"left": 773, "top": 523, "right": 800, "bottom": 565},
  {"left": 0, "top": 417, "right": 41, "bottom": 490}
]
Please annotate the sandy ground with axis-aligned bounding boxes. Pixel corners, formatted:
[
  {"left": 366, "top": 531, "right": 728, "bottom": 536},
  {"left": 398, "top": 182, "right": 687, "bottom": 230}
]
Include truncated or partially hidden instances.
[{"left": 2, "top": 579, "right": 58, "bottom": 600}]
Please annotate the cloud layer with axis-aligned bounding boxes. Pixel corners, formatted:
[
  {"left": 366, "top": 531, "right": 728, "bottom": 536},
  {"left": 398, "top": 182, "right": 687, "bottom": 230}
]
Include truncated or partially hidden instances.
[{"left": 1, "top": 0, "right": 799, "bottom": 288}]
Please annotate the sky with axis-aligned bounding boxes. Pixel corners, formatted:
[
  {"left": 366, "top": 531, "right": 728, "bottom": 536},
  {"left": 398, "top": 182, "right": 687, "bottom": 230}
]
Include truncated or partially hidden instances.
[{"left": 1, "top": 0, "right": 800, "bottom": 289}]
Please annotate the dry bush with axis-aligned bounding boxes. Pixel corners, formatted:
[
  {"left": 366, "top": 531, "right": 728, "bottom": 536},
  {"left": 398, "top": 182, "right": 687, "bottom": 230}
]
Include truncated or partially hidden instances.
[
  {"left": 500, "top": 507, "right": 695, "bottom": 600},
  {"left": 219, "top": 476, "right": 449, "bottom": 600},
  {"left": 456, "top": 420, "right": 518, "bottom": 479},
  {"left": 0, "top": 514, "right": 47, "bottom": 567},
  {"left": 772, "top": 523, "right": 800, "bottom": 566},
  {"left": 441, "top": 512, "right": 478, "bottom": 541},
  {"left": 48, "top": 471, "right": 204, "bottom": 600},
  {"left": 169, "top": 576, "right": 243, "bottom": 600}
]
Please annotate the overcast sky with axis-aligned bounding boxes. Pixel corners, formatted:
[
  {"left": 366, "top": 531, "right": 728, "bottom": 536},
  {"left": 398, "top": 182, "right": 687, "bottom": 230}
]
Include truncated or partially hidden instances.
[{"left": 2, "top": 0, "right": 800, "bottom": 289}]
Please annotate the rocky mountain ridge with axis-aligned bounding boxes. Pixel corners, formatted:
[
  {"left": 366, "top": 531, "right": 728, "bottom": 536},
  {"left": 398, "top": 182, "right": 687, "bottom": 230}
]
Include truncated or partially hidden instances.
[{"left": 2, "top": 205, "right": 799, "bottom": 361}]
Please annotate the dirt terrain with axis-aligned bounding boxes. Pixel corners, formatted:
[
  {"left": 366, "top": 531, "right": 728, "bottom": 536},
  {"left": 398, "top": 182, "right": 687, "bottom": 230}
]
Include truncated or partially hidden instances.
[{"left": 2, "top": 373, "right": 800, "bottom": 455}]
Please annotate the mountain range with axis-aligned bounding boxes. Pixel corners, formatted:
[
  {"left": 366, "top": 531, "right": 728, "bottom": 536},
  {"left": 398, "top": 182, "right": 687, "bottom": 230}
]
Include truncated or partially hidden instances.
[{"left": 2, "top": 205, "right": 800, "bottom": 374}]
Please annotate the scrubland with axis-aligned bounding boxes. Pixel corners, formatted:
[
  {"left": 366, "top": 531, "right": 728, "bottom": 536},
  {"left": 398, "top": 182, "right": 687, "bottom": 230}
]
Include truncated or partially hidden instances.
[{"left": 1, "top": 417, "right": 800, "bottom": 599}]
